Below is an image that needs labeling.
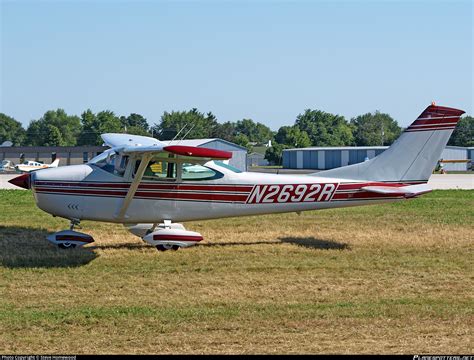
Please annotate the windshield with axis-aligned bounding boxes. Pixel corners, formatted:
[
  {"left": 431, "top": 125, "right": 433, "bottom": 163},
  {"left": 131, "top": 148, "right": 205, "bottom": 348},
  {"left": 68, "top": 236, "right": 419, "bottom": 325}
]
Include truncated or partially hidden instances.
[
  {"left": 88, "top": 151, "right": 110, "bottom": 164},
  {"left": 213, "top": 161, "right": 242, "bottom": 173}
]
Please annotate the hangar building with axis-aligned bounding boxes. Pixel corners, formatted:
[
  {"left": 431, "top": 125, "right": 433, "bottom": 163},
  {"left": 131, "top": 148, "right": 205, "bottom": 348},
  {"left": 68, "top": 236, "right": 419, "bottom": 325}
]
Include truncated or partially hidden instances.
[{"left": 283, "top": 146, "right": 472, "bottom": 172}]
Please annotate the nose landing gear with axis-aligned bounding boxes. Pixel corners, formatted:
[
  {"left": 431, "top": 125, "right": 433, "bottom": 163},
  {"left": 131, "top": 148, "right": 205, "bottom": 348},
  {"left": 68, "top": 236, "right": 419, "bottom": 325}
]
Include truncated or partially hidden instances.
[{"left": 46, "top": 219, "right": 95, "bottom": 249}]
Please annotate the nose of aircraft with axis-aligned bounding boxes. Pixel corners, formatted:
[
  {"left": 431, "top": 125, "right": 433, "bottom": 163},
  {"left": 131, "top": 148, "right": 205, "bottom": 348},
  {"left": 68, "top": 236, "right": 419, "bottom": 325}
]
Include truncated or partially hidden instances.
[{"left": 8, "top": 173, "right": 31, "bottom": 189}]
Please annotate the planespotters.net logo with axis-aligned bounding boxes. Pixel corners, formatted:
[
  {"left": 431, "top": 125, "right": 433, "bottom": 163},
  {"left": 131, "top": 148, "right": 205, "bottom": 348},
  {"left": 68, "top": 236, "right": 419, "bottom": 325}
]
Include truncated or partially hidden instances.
[{"left": 414, "top": 356, "right": 473, "bottom": 360}]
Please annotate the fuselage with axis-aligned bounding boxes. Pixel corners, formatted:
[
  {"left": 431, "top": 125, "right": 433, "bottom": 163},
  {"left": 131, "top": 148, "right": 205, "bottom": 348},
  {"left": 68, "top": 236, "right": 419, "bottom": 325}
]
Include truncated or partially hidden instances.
[{"left": 29, "top": 161, "right": 423, "bottom": 224}]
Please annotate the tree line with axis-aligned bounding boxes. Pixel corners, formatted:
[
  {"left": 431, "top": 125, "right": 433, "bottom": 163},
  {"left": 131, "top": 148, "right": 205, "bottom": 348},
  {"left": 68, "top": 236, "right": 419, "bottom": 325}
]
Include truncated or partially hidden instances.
[{"left": 0, "top": 108, "right": 472, "bottom": 164}]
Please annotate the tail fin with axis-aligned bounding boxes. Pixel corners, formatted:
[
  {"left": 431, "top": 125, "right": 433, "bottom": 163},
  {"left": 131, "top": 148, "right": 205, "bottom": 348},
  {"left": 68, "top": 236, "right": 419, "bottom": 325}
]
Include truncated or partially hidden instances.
[
  {"left": 50, "top": 158, "right": 60, "bottom": 168},
  {"left": 316, "top": 104, "right": 465, "bottom": 182}
]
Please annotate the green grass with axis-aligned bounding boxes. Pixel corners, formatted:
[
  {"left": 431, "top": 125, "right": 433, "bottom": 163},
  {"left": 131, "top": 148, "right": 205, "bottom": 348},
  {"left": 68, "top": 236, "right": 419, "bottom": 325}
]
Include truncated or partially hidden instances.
[{"left": 0, "top": 190, "right": 473, "bottom": 354}]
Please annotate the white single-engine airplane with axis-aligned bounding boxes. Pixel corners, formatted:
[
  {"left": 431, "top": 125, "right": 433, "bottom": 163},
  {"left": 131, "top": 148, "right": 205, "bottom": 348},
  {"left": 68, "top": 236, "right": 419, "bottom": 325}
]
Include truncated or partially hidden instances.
[
  {"left": 15, "top": 158, "right": 60, "bottom": 173},
  {"left": 9, "top": 104, "right": 465, "bottom": 251}
]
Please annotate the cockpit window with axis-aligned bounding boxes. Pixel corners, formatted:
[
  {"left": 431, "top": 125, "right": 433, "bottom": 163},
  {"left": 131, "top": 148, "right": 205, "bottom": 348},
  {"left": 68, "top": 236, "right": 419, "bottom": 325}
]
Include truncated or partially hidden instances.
[
  {"left": 89, "top": 151, "right": 127, "bottom": 177},
  {"left": 213, "top": 161, "right": 242, "bottom": 173}
]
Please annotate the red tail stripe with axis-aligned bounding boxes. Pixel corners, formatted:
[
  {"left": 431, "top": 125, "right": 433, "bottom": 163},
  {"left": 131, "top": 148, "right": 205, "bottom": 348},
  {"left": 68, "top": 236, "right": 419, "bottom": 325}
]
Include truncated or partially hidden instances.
[
  {"left": 416, "top": 105, "right": 465, "bottom": 119},
  {"left": 405, "top": 126, "right": 456, "bottom": 132},
  {"left": 411, "top": 118, "right": 459, "bottom": 126}
]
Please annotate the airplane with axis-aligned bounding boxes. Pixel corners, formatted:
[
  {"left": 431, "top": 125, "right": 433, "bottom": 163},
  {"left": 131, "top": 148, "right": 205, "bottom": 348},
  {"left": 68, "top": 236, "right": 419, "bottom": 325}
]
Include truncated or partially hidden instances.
[
  {"left": 8, "top": 104, "right": 465, "bottom": 251},
  {"left": 15, "top": 158, "right": 60, "bottom": 173},
  {"left": 0, "top": 160, "right": 15, "bottom": 172}
]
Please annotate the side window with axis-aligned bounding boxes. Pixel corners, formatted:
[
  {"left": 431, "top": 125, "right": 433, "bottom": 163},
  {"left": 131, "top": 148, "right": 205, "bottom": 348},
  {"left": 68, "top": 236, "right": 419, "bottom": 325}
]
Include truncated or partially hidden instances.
[
  {"left": 181, "top": 163, "right": 220, "bottom": 181},
  {"left": 141, "top": 160, "right": 177, "bottom": 181}
]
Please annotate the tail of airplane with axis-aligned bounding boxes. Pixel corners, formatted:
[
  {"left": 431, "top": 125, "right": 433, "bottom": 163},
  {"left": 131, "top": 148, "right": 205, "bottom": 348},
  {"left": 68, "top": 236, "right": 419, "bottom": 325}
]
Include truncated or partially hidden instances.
[
  {"left": 50, "top": 158, "right": 60, "bottom": 168},
  {"left": 316, "top": 104, "right": 465, "bottom": 182}
]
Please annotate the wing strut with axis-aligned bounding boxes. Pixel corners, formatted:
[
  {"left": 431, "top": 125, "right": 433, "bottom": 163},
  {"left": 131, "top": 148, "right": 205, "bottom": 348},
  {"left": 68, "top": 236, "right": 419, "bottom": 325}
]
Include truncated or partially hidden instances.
[{"left": 114, "top": 154, "right": 152, "bottom": 221}]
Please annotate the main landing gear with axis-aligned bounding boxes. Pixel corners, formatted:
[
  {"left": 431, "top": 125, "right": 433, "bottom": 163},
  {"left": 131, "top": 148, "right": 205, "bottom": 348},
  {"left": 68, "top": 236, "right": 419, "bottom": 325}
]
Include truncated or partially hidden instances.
[
  {"left": 46, "top": 219, "right": 95, "bottom": 249},
  {"left": 127, "top": 220, "right": 204, "bottom": 252}
]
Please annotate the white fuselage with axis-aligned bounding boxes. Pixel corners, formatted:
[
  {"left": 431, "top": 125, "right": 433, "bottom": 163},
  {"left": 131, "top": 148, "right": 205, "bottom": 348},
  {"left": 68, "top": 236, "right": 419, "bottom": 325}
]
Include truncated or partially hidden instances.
[{"left": 29, "top": 162, "right": 420, "bottom": 224}]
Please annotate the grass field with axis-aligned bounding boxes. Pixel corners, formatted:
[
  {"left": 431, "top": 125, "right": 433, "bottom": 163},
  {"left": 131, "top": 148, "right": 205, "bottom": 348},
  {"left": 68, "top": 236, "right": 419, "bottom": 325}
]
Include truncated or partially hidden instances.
[{"left": 0, "top": 190, "right": 472, "bottom": 354}]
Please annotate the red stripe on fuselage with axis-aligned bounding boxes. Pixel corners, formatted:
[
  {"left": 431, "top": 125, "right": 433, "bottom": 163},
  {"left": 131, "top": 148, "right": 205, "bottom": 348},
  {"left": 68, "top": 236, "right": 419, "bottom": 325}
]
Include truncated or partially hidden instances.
[
  {"left": 33, "top": 181, "right": 253, "bottom": 192},
  {"left": 34, "top": 187, "right": 249, "bottom": 202}
]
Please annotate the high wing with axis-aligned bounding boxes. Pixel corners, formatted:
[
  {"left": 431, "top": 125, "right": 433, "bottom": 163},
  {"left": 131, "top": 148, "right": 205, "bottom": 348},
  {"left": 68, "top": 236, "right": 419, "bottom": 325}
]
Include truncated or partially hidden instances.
[
  {"left": 101, "top": 133, "right": 232, "bottom": 160},
  {"left": 101, "top": 134, "right": 232, "bottom": 220},
  {"left": 361, "top": 184, "right": 432, "bottom": 198}
]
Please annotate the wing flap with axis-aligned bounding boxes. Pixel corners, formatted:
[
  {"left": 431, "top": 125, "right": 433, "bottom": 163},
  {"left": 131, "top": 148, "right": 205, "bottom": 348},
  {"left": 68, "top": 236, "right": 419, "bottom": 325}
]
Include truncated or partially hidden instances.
[{"left": 361, "top": 184, "right": 432, "bottom": 198}]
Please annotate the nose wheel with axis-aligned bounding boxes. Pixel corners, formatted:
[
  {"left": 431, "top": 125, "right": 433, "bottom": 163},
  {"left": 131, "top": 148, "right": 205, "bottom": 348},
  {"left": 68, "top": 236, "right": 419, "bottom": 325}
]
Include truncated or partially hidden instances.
[{"left": 58, "top": 242, "right": 77, "bottom": 249}]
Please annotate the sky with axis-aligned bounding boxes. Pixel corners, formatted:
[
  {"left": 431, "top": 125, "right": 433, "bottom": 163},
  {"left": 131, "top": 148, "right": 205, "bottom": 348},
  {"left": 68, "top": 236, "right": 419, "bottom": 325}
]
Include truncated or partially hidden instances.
[{"left": 0, "top": 0, "right": 472, "bottom": 130}]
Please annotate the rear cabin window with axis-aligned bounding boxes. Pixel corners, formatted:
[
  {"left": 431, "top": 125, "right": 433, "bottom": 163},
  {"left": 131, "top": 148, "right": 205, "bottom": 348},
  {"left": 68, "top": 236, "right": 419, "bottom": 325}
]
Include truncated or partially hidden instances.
[
  {"left": 181, "top": 163, "right": 219, "bottom": 181},
  {"left": 140, "top": 160, "right": 177, "bottom": 181}
]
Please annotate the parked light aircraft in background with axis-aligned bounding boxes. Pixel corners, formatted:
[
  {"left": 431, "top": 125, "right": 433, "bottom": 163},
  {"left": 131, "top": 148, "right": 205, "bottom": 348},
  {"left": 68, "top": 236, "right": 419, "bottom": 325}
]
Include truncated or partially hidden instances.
[
  {"left": 0, "top": 160, "right": 15, "bottom": 172},
  {"left": 9, "top": 104, "right": 465, "bottom": 251},
  {"left": 15, "top": 158, "right": 60, "bottom": 173}
]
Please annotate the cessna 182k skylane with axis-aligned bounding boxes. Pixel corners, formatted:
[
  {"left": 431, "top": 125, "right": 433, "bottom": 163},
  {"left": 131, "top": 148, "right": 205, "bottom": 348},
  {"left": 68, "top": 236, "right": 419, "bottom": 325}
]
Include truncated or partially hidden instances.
[{"left": 9, "top": 104, "right": 465, "bottom": 251}]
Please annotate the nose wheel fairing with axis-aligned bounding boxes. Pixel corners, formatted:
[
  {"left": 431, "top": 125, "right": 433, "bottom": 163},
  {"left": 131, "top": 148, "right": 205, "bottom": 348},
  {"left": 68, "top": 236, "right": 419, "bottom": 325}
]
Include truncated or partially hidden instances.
[{"left": 46, "top": 230, "right": 95, "bottom": 248}]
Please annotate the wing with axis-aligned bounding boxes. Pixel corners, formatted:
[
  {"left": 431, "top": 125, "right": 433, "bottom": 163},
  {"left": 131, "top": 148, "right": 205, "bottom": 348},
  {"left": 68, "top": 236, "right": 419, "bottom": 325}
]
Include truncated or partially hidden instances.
[
  {"left": 102, "top": 134, "right": 232, "bottom": 220},
  {"left": 361, "top": 184, "right": 432, "bottom": 198},
  {"left": 101, "top": 133, "right": 232, "bottom": 160}
]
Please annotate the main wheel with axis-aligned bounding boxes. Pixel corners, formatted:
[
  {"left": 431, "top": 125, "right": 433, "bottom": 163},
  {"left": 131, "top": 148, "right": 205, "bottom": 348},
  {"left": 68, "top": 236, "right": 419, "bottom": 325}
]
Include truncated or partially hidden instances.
[
  {"left": 58, "top": 242, "right": 77, "bottom": 249},
  {"left": 156, "top": 244, "right": 180, "bottom": 251}
]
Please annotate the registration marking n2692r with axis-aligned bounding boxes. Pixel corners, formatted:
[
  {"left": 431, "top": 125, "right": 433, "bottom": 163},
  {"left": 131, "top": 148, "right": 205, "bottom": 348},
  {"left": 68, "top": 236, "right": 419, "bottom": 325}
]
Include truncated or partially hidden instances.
[{"left": 246, "top": 183, "right": 337, "bottom": 204}]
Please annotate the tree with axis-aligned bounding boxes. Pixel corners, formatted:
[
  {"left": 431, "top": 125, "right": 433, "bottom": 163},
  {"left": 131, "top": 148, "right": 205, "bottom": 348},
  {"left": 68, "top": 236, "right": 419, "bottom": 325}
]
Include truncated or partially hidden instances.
[
  {"left": 25, "top": 109, "right": 81, "bottom": 146},
  {"left": 213, "top": 121, "right": 236, "bottom": 142},
  {"left": 351, "top": 111, "right": 401, "bottom": 146},
  {"left": 0, "top": 113, "right": 26, "bottom": 145},
  {"left": 265, "top": 143, "right": 288, "bottom": 165},
  {"left": 152, "top": 108, "right": 219, "bottom": 140},
  {"left": 448, "top": 116, "right": 473, "bottom": 147},
  {"left": 233, "top": 133, "right": 253, "bottom": 153},
  {"left": 235, "top": 119, "right": 273, "bottom": 144},
  {"left": 120, "top": 113, "right": 150, "bottom": 135},
  {"left": 275, "top": 125, "right": 311, "bottom": 148},
  {"left": 78, "top": 110, "right": 122, "bottom": 146},
  {"left": 43, "top": 124, "right": 64, "bottom": 146},
  {"left": 295, "top": 109, "right": 353, "bottom": 146}
]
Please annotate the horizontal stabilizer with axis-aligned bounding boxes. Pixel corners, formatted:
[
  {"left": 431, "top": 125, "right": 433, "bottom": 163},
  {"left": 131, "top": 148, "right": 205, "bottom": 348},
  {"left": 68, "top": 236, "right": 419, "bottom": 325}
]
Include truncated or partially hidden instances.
[{"left": 361, "top": 184, "right": 432, "bottom": 198}]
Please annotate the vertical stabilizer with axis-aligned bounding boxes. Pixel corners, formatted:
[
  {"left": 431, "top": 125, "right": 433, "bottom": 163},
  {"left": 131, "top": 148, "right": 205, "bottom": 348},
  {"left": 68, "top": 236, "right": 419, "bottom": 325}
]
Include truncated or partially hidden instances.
[
  {"left": 316, "top": 104, "right": 465, "bottom": 182},
  {"left": 50, "top": 158, "right": 60, "bottom": 168}
]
